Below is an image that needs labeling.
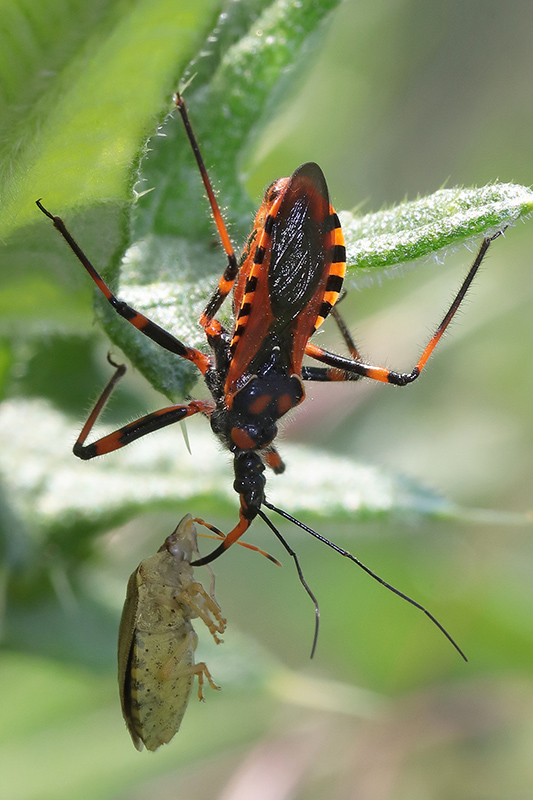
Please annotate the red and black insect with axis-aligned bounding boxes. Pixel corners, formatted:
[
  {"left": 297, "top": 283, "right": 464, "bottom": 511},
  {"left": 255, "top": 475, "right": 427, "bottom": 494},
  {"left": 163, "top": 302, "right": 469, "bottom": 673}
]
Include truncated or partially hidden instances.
[{"left": 37, "top": 93, "right": 502, "bottom": 659}]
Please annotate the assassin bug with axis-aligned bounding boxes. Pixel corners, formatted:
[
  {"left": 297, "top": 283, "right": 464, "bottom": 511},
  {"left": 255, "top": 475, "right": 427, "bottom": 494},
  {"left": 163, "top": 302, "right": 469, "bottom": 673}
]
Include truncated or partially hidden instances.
[
  {"left": 37, "top": 92, "right": 503, "bottom": 660},
  {"left": 118, "top": 514, "right": 225, "bottom": 751}
]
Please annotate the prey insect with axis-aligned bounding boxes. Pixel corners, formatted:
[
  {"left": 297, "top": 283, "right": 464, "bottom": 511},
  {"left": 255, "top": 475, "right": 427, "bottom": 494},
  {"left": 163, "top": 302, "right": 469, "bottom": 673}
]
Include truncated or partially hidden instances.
[
  {"left": 118, "top": 514, "right": 226, "bottom": 751},
  {"left": 38, "top": 92, "right": 503, "bottom": 661}
]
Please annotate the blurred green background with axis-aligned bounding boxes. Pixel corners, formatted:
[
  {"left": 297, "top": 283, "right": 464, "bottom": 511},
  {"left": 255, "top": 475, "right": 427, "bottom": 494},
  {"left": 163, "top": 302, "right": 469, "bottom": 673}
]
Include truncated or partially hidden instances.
[{"left": 1, "top": 0, "right": 533, "bottom": 798}]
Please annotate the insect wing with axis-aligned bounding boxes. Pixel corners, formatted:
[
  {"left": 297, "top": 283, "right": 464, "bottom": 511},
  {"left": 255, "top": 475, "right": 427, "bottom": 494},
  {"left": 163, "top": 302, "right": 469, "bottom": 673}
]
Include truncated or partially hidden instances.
[
  {"left": 267, "top": 162, "right": 331, "bottom": 328},
  {"left": 118, "top": 567, "right": 145, "bottom": 751},
  {"left": 226, "top": 163, "right": 340, "bottom": 392}
]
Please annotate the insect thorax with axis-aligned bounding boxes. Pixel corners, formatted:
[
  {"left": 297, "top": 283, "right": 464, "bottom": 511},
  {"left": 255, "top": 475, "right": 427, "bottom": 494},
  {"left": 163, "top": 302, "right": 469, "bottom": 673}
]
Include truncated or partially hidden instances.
[{"left": 210, "top": 367, "right": 304, "bottom": 453}]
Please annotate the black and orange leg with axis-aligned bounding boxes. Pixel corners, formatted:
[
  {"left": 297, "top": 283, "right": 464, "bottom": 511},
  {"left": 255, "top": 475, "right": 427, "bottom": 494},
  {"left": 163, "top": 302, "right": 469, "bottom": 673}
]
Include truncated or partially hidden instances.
[
  {"left": 173, "top": 93, "right": 239, "bottom": 329},
  {"left": 73, "top": 357, "right": 215, "bottom": 459},
  {"left": 261, "top": 444, "right": 286, "bottom": 474},
  {"left": 330, "top": 297, "right": 363, "bottom": 360},
  {"left": 301, "top": 364, "right": 362, "bottom": 382},
  {"left": 36, "top": 200, "right": 212, "bottom": 375},
  {"left": 304, "top": 233, "right": 503, "bottom": 386}
]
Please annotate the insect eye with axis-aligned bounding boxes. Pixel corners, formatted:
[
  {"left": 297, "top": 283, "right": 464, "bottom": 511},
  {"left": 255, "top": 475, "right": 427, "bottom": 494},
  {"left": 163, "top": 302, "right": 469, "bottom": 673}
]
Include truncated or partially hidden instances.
[{"left": 166, "top": 540, "right": 192, "bottom": 561}]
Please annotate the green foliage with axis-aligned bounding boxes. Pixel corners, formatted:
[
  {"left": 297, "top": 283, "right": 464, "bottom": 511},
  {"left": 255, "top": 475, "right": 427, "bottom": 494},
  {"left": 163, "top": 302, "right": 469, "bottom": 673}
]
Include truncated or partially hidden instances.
[{"left": 342, "top": 183, "right": 533, "bottom": 274}]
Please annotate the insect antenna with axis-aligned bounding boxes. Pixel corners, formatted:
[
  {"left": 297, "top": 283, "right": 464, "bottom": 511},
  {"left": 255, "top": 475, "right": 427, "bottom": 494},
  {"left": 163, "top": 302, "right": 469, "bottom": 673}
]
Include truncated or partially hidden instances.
[
  {"left": 263, "top": 500, "right": 467, "bottom": 662},
  {"left": 257, "top": 508, "right": 320, "bottom": 659}
]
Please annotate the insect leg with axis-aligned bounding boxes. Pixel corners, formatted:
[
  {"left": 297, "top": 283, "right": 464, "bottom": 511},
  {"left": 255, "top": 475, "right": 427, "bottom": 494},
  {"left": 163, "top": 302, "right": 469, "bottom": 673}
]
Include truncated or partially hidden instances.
[
  {"left": 193, "top": 663, "right": 221, "bottom": 699},
  {"left": 174, "top": 93, "right": 239, "bottom": 328},
  {"left": 73, "top": 358, "right": 214, "bottom": 459},
  {"left": 330, "top": 303, "right": 363, "bottom": 360},
  {"left": 261, "top": 444, "right": 286, "bottom": 474},
  {"left": 194, "top": 511, "right": 320, "bottom": 658},
  {"left": 301, "top": 365, "right": 361, "bottom": 382},
  {"left": 305, "top": 233, "right": 502, "bottom": 386},
  {"left": 160, "top": 635, "right": 221, "bottom": 697},
  {"left": 183, "top": 582, "right": 227, "bottom": 643},
  {"left": 36, "top": 200, "right": 211, "bottom": 374}
]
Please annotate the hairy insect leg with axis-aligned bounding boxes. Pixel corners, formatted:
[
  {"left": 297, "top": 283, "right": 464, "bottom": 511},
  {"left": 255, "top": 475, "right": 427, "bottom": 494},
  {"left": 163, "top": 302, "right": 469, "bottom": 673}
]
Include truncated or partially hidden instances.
[
  {"left": 36, "top": 200, "right": 211, "bottom": 373},
  {"left": 330, "top": 303, "right": 363, "bottom": 360},
  {"left": 174, "top": 93, "right": 239, "bottom": 328},
  {"left": 73, "top": 357, "right": 214, "bottom": 459},
  {"left": 304, "top": 233, "right": 502, "bottom": 386},
  {"left": 261, "top": 444, "right": 286, "bottom": 474}
]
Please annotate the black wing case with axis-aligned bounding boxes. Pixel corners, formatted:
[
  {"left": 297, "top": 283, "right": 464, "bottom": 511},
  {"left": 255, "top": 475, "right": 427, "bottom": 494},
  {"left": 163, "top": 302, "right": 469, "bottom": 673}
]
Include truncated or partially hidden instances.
[{"left": 267, "top": 162, "right": 331, "bottom": 330}]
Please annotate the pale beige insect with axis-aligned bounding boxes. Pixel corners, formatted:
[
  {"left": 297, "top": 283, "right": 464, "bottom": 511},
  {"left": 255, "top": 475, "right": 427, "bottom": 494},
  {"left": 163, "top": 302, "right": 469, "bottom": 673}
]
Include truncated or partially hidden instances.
[{"left": 118, "top": 514, "right": 226, "bottom": 751}]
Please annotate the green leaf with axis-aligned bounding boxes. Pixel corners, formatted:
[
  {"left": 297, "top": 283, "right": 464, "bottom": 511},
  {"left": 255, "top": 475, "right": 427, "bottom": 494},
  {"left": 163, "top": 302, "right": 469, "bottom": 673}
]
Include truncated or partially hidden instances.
[
  {"left": 0, "top": 0, "right": 222, "bottom": 342},
  {"left": 10, "top": 0, "right": 529, "bottom": 403},
  {"left": 0, "top": 0, "right": 221, "bottom": 235},
  {"left": 341, "top": 182, "right": 533, "bottom": 276}
]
